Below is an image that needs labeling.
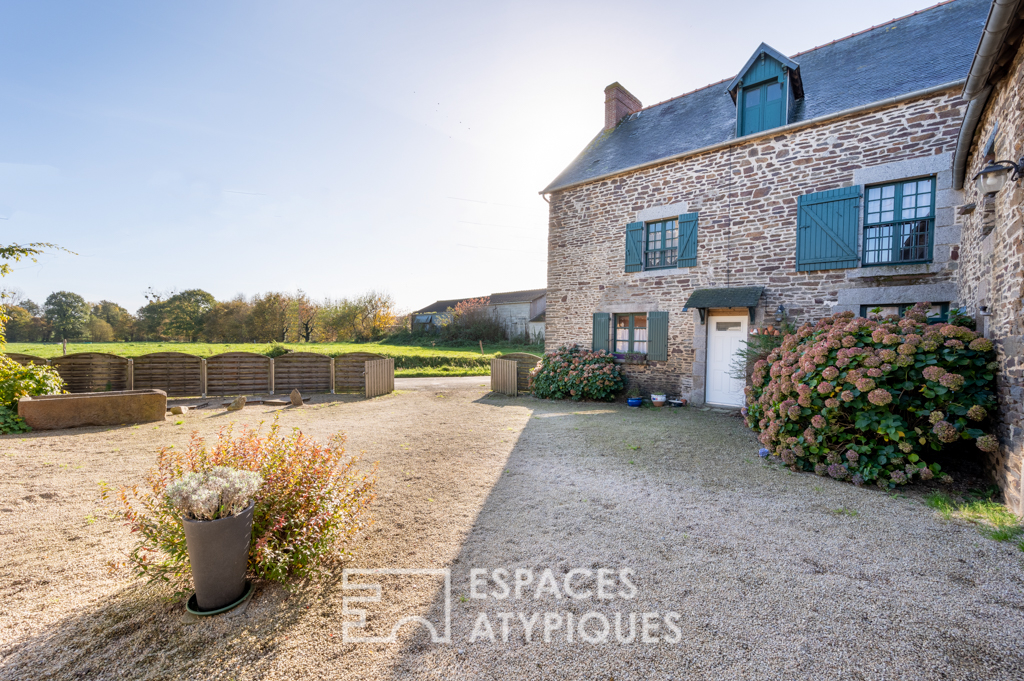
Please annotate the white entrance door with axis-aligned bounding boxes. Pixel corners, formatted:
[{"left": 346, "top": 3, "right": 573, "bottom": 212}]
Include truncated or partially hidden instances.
[{"left": 706, "top": 315, "right": 748, "bottom": 407}]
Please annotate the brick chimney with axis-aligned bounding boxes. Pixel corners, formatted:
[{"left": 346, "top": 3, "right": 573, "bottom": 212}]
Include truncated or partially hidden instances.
[{"left": 604, "top": 82, "right": 642, "bottom": 131}]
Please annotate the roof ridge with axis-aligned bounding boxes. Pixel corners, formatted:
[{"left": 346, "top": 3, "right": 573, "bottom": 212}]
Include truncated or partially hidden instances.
[{"left": 636, "top": 0, "right": 961, "bottom": 115}]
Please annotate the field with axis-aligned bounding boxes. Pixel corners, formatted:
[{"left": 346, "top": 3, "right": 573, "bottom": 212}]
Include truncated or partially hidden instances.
[{"left": 4, "top": 341, "right": 545, "bottom": 377}]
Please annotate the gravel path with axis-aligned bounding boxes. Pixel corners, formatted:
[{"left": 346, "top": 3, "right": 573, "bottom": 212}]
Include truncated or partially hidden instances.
[{"left": 1, "top": 385, "right": 1023, "bottom": 680}]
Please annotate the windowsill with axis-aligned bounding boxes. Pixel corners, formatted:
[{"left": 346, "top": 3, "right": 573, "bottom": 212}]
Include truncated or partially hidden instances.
[
  {"left": 848, "top": 262, "right": 942, "bottom": 279},
  {"left": 632, "top": 266, "right": 692, "bottom": 279}
]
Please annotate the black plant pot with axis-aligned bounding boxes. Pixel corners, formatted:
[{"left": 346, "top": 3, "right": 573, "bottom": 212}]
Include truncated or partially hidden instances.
[{"left": 182, "top": 501, "right": 254, "bottom": 611}]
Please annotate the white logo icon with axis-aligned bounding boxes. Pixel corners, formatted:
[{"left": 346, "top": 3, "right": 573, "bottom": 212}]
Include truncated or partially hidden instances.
[{"left": 341, "top": 568, "right": 451, "bottom": 644}]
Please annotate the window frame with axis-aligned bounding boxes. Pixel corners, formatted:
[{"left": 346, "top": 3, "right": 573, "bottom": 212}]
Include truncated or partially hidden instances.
[
  {"left": 859, "top": 303, "right": 949, "bottom": 323},
  {"left": 614, "top": 313, "right": 648, "bottom": 354},
  {"left": 862, "top": 176, "right": 936, "bottom": 267},
  {"left": 643, "top": 218, "right": 679, "bottom": 270},
  {"left": 740, "top": 78, "right": 785, "bottom": 136}
]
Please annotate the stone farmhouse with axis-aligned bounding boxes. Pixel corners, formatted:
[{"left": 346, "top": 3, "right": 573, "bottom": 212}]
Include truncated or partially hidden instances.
[
  {"left": 411, "top": 288, "right": 546, "bottom": 340},
  {"left": 954, "top": 0, "right": 1024, "bottom": 512},
  {"left": 542, "top": 0, "right": 991, "bottom": 409}
]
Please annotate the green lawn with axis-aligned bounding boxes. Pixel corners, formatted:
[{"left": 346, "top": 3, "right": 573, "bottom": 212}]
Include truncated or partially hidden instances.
[{"left": 4, "top": 341, "right": 543, "bottom": 377}]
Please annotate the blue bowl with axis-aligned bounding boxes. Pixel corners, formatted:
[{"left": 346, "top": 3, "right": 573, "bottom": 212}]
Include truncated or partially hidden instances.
[{"left": 627, "top": 397, "right": 643, "bottom": 407}]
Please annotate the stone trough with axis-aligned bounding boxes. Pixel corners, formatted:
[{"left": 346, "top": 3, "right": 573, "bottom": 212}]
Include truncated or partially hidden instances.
[{"left": 18, "top": 389, "right": 167, "bottom": 430}]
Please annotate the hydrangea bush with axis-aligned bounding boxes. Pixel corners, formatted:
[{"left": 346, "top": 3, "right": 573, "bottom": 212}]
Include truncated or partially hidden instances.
[
  {"left": 0, "top": 355, "right": 64, "bottom": 433},
  {"left": 745, "top": 304, "right": 997, "bottom": 488},
  {"left": 118, "top": 419, "right": 377, "bottom": 590},
  {"left": 531, "top": 344, "right": 625, "bottom": 401},
  {"left": 166, "top": 466, "right": 262, "bottom": 521}
]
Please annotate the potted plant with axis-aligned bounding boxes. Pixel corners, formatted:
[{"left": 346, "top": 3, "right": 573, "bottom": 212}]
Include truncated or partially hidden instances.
[
  {"left": 626, "top": 383, "right": 643, "bottom": 407},
  {"left": 650, "top": 393, "right": 667, "bottom": 407},
  {"left": 624, "top": 352, "right": 647, "bottom": 365},
  {"left": 167, "top": 466, "right": 262, "bottom": 614}
]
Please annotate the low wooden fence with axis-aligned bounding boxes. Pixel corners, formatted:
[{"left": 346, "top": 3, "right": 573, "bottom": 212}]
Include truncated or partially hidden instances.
[
  {"left": 2, "top": 351, "right": 394, "bottom": 398},
  {"left": 496, "top": 353, "right": 542, "bottom": 393},
  {"left": 490, "top": 358, "right": 518, "bottom": 396},
  {"left": 365, "top": 358, "right": 395, "bottom": 398}
]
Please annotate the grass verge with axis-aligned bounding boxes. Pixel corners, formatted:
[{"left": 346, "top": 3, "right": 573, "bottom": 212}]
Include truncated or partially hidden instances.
[{"left": 924, "top": 488, "right": 1024, "bottom": 550}]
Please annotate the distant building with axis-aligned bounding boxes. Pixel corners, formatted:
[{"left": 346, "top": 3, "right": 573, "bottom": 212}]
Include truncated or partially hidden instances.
[{"left": 412, "top": 289, "right": 546, "bottom": 340}]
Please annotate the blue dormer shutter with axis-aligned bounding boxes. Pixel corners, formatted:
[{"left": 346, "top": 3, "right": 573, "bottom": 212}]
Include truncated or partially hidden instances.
[
  {"left": 625, "top": 221, "right": 644, "bottom": 272},
  {"left": 677, "top": 212, "right": 698, "bottom": 267},
  {"left": 592, "top": 313, "right": 610, "bottom": 352},
  {"left": 796, "top": 186, "right": 861, "bottom": 271},
  {"left": 741, "top": 86, "right": 762, "bottom": 136}
]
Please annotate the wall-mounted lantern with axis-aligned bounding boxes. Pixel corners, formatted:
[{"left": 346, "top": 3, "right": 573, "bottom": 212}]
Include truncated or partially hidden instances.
[
  {"left": 774, "top": 304, "right": 786, "bottom": 323},
  {"left": 974, "top": 157, "right": 1023, "bottom": 195}
]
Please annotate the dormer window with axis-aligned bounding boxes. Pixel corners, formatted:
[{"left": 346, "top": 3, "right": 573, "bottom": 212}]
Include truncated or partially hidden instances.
[
  {"left": 741, "top": 81, "right": 784, "bottom": 136},
  {"left": 727, "top": 42, "right": 803, "bottom": 138}
]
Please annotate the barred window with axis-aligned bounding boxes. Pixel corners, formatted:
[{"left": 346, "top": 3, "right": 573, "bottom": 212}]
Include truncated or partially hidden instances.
[
  {"left": 645, "top": 220, "right": 678, "bottom": 269},
  {"left": 863, "top": 178, "right": 935, "bottom": 265}
]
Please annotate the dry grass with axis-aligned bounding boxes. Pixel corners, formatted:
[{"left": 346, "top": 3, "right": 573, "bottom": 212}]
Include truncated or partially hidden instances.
[{"left": 1, "top": 386, "right": 1024, "bottom": 680}]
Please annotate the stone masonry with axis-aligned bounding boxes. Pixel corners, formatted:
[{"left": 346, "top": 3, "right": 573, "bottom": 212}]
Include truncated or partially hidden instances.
[
  {"left": 956, "top": 38, "right": 1024, "bottom": 514},
  {"left": 546, "top": 89, "right": 967, "bottom": 404}
]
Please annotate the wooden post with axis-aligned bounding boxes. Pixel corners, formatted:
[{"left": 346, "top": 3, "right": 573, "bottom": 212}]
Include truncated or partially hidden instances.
[
  {"left": 269, "top": 358, "right": 275, "bottom": 395},
  {"left": 330, "top": 357, "right": 336, "bottom": 394},
  {"left": 479, "top": 340, "right": 484, "bottom": 354},
  {"left": 127, "top": 359, "right": 134, "bottom": 391},
  {"left": 200, "top": 358, "right": 207, "bottom": 397}
]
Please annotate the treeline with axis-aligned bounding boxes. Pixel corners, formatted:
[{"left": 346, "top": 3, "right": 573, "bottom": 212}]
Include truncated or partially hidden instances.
[{"left": 1, "top": 288, "right": 403, "bottom": 343}]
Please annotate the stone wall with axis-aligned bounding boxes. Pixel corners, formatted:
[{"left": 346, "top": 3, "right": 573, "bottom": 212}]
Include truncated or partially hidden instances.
[
  {"left": 955, "top": 39, "right": 1024, "bottom": 515},
  {"left": 546, "top": 89, "right": 967, "bottom": 403}
]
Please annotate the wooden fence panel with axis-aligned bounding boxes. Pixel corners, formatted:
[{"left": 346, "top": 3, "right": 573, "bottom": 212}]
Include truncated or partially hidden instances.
[
  {"left": 365, "top": 358, "right": 394, "bottom": 398},
  {"left": 206, "top": 352, "right": 271, "bottom": 396},
  {"left": 51, "top": 353, "right": 130, "bottom": 393},
  {"left": 490, "top": 358, "right": 518, "bottom": 396},
  {"left": 496, "top": 353, "right": 542, "bottom": 393},
  {"left": 4, "top": 353, "right": 49, "bottom": 366},
  {"left": 274, "top": 352, "right": 332, "bottom": 394},
  {"left": 334, "top": 352, "right": 385, "bottom": 394},
  {"left": 133, "top": 352, "right": 202, "bottom": 397}
]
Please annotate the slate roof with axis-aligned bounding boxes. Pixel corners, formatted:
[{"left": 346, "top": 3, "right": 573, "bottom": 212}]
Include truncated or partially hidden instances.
[
  {"left": 489, "top": 288, "right": 546, "bottom": 305},
  {"left": 414, "top": 298, "right": 474, "bottom": 314},
  {"left": 684, "top": 287, "right": 764, "bottom": 310},
  {"left": 543, "top": 0, "right": 991, "bottom": 193}
]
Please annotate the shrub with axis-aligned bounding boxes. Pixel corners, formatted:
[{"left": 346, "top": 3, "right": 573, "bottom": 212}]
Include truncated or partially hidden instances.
[
  {"left": 0, "top": 355, "right": 64, "bottom": 433},
  {"left": 531, "top": 344, "right": 625, "bottom": 401},
  {"left": 118, "top": 419, "right": 377, "bottom": 590},
  {"left": 166, "top": 467, "right": 262, "bottom": 520},
  {"left": 745, "top": 304, "right": 997, "bottom": 489}
]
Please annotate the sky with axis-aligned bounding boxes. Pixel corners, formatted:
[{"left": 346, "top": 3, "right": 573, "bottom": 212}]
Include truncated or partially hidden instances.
[{"left": 1, "top": 0, "right": 942, "bottom": 313}]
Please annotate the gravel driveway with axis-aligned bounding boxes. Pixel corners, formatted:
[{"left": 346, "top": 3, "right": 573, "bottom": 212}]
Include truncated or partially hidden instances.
[{"left": 1, "top": 383, "right": 1023, "bottom": 680}]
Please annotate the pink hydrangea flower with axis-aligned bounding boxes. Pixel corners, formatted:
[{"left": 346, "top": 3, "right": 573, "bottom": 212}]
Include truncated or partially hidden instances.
[
  {"left": 883, "top": 334, "right": 900, "bottom": 345},
  {"left": 967, "top": 405, "right": 987, "bottom": 421},
  {"left": 817, "top": 381, "right": 833, "bottom": 395},
  {"left": 824, "top": 398, "right": 839, "bottom": 408},
  {"left": 922, "top": 366, "right": 946, "bottom": 381},
  {"left": 822, "top": 366, "right": 839, "bottom": 380},
  {"left": 867, "top": 389, "right": 892, "bottom": 406},
  {"left": 932, "top": 420, "right": 959, "bottom": 443},
  {"left": 841, "top": 390, "right": 855, "bottom": 402},
  {"left": 944, "top": 339, "right": 964, "bottom": 349},
  {"left": 854, "top": 377, "right": 875, "bottom": 392},
  {"left": 811, "top": 415, "right": 826, "bottom": 428},
  {"left": 879, "top": 349, "right": 897, "bottom": 362},
  {"left": 976, "top": 435, "right": 998, "bottom": 452},
  {"left": 969, "top": 338, "right": 993, "bottom": 352},
  {"left": 938, "top": 373, "right": 965, "bottom": 391},
  {"left": 867, "top": 368, "right": 882, "bottom": 378},
  {"left": 897, "top": 343, "right": 916, "bottom": 356},
  {"left": 845, "top": 450, "right": 860, "bottom": 464}
]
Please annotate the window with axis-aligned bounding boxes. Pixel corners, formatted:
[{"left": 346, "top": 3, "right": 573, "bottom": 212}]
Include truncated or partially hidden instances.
[
  {"left": 645, "top": 219, "right": 678, "bottom": 269},
  {"left": 859, "top": 303, "right": 949, "bottom": 322},
  {"left": 863, "top": 178, "right": 935, "bottom": 265},
  {"left": 615, "top": 313, "right": 647, "bottom": 353},
  {"left": 741, "top": 81, "right": 784, "bottom": 136}
]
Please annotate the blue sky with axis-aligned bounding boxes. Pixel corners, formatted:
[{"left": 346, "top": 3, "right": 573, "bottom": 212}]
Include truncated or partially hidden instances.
[{"left": 2, "top": 0, "right": 940, "bottom": 313}]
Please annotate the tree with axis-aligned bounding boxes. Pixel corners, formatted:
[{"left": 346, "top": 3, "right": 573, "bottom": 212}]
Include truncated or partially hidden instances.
[
  {"left": 87, "top": 316, "right": 115, "bottom": 342},
  {"left": 164, "top": 289, "right": 216, "bottom": 341},
  {"left": 353, "top": 290, "right": 397, "bottom": 340},
  {"left": 3, "top": 307, "right": 32, "bottom": 341},
  {"left": 290, "top": 291, "right": 319, "bottom": 342},
  {"left": 203, "top": 297, "right": 253, "bottom": 342},
  {"left": 93, "top": 301, "right": 134, "bottom": 340},
  {"left": 44, "top": 291, "right": 90, "bottom": 340},
  {"left": 0, "top": 242, "right": 65, "bottom": 346},
  {"left": 135, "top": 300, "right": 169, "bottom": 340},
  {"left": 249, "top": 293, "right": 291, "bottom": 342}
]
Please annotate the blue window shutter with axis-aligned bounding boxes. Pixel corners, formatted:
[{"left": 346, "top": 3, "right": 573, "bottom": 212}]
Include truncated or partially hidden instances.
[
  {"left": 625, "top": 222, "right": 644, "bottom": 272},
  {"left": 592, "top": 313, "right": 610, "bottom": 352},
  {"left": 647, "top": 311, "right": 668, "bottom": 361},
  {"left": 677, "top": 212, "right": 698, "bottom": 267},
  {"left": 796, "top": 186, "right": 861, "bottom": 271}
]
